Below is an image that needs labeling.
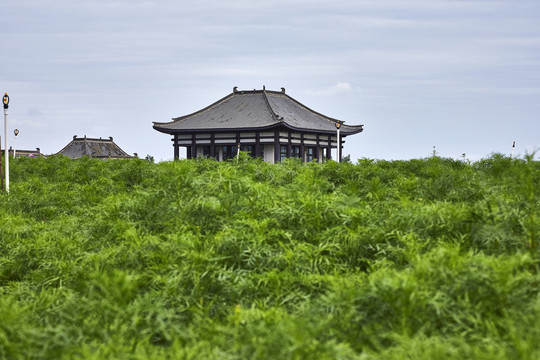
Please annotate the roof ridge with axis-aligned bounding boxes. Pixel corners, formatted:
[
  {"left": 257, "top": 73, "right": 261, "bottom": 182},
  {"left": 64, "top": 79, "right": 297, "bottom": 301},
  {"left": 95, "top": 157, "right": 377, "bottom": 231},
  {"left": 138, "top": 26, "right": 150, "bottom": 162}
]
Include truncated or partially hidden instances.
[
  {"left": 270, "top": 91, "right": 343, "bottom": 126},
  {"left": 266, "top": 92, "right": 363, "bottom": 135},
  {"left": 84, "top": 137, "right": 91, "bottom": 156},
  {"left": 79, "top": 137, "right": 114, "bottom": 142},
  {"left": 55, "top": 137, "right": 77, "bottom": 156},
  {"left": 262, "top": 86, "right": 281, "bottom": 123}
]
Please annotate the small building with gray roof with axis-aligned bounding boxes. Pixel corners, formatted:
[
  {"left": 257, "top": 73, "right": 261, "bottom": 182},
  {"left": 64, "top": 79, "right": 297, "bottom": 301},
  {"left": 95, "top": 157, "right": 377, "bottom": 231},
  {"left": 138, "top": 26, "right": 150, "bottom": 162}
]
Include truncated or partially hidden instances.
[{"left": 55, "top": 136, "right": 133, "bottom": 159}]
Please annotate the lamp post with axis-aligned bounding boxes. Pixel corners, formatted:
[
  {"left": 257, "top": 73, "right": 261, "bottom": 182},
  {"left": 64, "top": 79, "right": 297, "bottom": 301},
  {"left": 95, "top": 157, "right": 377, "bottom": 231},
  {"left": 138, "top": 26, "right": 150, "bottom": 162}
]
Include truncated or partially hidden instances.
[
  {"left": 13, "top": 129, "right": 19, "bottom": 158},
  {"left": 3, "top": 93, "right": 9, "bottom": 193},
  {"left": 335, "top": 121, "right": 341, "bottom": 163},
  {"left": 511, "top": 141, "right": 516, "bottom": 159}
]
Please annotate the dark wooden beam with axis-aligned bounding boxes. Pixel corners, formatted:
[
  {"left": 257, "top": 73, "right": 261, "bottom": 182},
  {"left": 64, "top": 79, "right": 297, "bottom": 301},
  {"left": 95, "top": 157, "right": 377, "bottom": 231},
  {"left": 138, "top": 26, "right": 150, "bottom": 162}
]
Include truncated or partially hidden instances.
[
  {"left": 255, "top": 132, "right": 261, "bottom": 159},
  {"left": 274, "top": 130, "right": 280, "bottom": 163},
  {"left": 191, "top": 133, "right": 196, "bottom": 159},
  {"left": 315, "top": 133, "right": 320, "bottom": 163},
  {"left": 210, "top": 133, "right": 215, "bottom": 158},
  {"left": 300, "top": 133, "right": 305, "bottom": 163},
  {"left": 173, "top": 134, "right": 179, "bottom": 160},
  {"left": 327, "top": 134, "right": 332, "bottom": 160},
  {"left": 287, "top": 132, "right": 291, "bottom": 158}
]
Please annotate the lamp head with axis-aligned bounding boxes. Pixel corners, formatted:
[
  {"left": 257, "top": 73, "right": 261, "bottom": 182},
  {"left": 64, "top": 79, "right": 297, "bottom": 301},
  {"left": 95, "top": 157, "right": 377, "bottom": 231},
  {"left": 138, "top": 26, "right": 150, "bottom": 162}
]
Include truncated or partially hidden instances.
[{"left": 3, "top": 93, "right": 9, "bottom": 109}]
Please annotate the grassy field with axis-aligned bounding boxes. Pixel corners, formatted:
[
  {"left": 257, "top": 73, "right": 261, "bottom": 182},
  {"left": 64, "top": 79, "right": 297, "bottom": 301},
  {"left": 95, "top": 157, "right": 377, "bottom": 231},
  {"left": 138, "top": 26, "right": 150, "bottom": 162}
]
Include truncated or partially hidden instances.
[{"left": 0, "top": 153, "right": 538, "bottom": 359}]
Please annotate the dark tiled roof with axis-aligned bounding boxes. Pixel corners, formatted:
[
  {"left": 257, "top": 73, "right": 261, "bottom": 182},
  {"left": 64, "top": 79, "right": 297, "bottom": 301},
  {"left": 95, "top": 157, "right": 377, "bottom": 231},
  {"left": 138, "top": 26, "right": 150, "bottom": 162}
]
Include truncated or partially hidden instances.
[
  {"left": 3, "top": 147, "right": 43, "bottom": 158},
  {"left": 153, "top": 88, "right": 364, "bottom": 135},
  {"left": 55, "top": 136, "right": 133, "bottom": 159}
]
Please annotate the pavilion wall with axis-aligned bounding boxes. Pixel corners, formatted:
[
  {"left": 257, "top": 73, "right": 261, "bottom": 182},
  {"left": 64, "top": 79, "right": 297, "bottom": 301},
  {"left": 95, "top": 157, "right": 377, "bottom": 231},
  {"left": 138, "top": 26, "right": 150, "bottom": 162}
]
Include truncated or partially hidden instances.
[{"left": 172, "top": 129, "right": 340, "bottom": 163}]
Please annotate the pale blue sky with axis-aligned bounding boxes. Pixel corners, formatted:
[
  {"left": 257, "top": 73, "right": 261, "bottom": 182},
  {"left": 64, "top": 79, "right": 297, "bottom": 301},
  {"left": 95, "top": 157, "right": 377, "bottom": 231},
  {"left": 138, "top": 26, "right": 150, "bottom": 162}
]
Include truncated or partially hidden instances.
[{"left": 2, "top": 0, "right": 539, "bottom": 161}]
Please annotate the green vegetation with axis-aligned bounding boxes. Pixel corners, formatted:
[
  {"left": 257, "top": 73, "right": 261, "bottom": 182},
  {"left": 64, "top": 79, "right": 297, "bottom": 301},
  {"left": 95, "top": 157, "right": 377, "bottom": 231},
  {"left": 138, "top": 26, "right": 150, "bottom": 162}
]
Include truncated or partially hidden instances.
[{"left": 0, "top": 153, "right": 538, "bottom": 359}]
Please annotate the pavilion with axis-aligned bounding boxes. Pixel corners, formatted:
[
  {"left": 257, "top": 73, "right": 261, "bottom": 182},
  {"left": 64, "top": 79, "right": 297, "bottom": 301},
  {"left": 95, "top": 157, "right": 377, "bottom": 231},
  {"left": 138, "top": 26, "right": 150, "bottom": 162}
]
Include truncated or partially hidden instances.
[{"left": 153, "top": 87, "right": 364, "bottom": 162}]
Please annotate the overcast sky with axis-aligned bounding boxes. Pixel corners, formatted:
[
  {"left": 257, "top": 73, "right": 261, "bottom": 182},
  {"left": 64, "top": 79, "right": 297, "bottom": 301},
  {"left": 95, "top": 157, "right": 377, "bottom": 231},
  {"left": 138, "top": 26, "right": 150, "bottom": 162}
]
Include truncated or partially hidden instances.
[{"left": 2, "top": 0, "right": 539, "bottom": 162}]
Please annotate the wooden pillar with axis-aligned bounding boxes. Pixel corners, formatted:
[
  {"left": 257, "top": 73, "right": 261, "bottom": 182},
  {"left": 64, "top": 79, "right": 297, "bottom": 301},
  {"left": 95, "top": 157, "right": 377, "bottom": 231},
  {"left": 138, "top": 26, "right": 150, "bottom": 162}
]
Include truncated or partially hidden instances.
[
  {"left": 287, "top": 132, "right": 292, "bottom": 158},
  {"left": 327, "top": 134, "right": 332, "bottom": 160},
  {"left": 173, "top": 134, "right": 179, "bottom": 160},
  {"left": 210, "top": 133, "right": 215, "bottom": 158},
  {"left": 274, "top": 130, "right": 280, "bottom": 163},
  {"left": 190, "top": 133, "right": 196, "bottom": 159},
  {"left": 315, "top": 134, "right": 321, "bottom": 162},
  {"left": 255, "top": 132, "right": 261, "bottom": 159},
  {"left": 300, "top": 133, "right": 305, "bottom": 162}
]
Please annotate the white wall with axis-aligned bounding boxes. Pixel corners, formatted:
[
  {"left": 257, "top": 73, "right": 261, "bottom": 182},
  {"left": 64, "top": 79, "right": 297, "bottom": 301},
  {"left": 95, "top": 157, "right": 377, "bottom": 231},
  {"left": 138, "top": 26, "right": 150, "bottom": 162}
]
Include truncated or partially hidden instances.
[{"left": 263, "top": 145, "right": 274, "bottom": 163}]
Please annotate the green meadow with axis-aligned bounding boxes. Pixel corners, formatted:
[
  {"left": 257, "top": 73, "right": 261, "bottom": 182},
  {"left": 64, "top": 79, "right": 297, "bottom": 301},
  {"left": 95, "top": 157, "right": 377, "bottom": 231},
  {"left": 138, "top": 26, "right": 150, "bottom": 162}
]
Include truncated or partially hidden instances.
[{"left": 0, "top": 153, "right": 538, "bottom": 359}]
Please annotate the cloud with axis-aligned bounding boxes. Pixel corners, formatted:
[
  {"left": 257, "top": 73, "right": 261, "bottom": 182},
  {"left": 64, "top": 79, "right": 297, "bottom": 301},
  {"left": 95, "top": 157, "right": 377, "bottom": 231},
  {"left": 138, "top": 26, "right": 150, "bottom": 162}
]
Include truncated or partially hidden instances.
[
  {"left": 11, "top": 118, "right": 49, "bottom": 130},
  {"left": 27, "top": 107, "right": 42, "bottom": 116},
  {"left": 307, "top": 82, "right": 353, "bottom": 97}
]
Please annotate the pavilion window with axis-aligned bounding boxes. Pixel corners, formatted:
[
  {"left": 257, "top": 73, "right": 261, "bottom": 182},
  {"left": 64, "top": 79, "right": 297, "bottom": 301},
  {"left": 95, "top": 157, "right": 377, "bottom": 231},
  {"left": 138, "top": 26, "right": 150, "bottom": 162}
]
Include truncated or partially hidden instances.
[
  {"left": 202, "top": 146, "right": 211, "bottom": 157},
  {"left": 291, "top": 145, "right": 301, "bottom": 158},
  {"left": 258, "top": 146, "right": 265, "bottom": 159},
  {"left": 305, "top": 147, "right": 315, "bottom": 162},
  {"left": 222, "top": 145, "right": 236, "bottom": 160},
  {"left": 240, "top": 144, "right": 255, "bottom": 157},
  {"left": 280, "top": 145, "right": 287, "bottom": 162}
]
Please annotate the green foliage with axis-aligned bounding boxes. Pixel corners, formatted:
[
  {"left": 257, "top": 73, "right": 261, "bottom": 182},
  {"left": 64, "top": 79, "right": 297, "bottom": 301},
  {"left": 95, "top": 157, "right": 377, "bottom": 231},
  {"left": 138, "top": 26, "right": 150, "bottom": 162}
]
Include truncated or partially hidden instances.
[{"left": 0, "top": 153, "right": 538, "bottom": 359}]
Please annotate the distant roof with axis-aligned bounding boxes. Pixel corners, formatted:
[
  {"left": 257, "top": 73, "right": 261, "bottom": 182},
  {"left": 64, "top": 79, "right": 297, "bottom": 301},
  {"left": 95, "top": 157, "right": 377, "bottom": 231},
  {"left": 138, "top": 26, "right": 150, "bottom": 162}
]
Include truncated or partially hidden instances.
[
  {"left": 55, "top": 136, "right": 133, "bottom": 159},
  {"left": 9, "top": 146, "right": 45, "bottom": 158},
  {"left": 153, "top": 87, "right": 364, "bottom": 136},
  {"left": 6, "top": 147, "right": 44, "bottom": 158}
]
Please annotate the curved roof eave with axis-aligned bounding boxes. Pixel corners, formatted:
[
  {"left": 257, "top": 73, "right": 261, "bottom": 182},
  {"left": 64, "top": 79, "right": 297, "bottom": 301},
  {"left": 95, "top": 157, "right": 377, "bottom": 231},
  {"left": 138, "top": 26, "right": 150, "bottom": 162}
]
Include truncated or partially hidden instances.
[
  {"left": 153, "top": 122, "right": 364, "bottom": 136},
  {"left": 153, "top": 88, "right": 365, "bottom": 136}
]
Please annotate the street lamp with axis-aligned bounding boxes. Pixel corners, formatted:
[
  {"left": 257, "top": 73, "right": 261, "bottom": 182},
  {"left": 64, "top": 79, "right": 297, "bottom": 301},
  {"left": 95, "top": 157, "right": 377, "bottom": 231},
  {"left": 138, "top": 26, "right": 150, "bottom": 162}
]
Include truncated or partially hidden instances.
[
  {"left": 335, "top": 121, "right": 341, "bottom": 163},
  {"left": 3, "top": 93, "right": 9, "bottom": 192}
]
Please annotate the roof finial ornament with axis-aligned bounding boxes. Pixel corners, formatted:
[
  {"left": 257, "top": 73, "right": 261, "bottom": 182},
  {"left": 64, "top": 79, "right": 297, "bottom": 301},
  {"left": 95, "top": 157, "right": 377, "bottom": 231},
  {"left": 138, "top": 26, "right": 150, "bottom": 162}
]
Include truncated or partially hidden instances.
[
  {"left": 281, "top": 87, "right": 286, "bottom": 94},
  {"left": 263, "top": 85, "right": 266, "bottom": 90},
  {"left": 233, "top": 86, "right": 238, "bottom": 93}
]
